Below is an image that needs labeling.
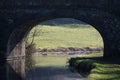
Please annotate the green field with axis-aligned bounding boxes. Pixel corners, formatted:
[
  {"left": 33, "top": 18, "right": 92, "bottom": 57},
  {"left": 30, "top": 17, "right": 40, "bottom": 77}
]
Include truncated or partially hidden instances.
[{"left": 27, "top": 24, "right": 103, "bottom": 49}]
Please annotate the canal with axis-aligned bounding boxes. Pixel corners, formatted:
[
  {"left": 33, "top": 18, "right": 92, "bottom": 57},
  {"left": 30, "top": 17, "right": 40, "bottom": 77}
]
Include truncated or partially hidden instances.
[{"left": 26, "top": 54, "right": 86, "bottom": 80}]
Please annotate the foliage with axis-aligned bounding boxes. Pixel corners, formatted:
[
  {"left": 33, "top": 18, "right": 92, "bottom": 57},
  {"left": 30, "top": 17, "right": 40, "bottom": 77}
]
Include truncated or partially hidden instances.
[{"left": 25, "top": 43, "right": 36, "bottom": 71}]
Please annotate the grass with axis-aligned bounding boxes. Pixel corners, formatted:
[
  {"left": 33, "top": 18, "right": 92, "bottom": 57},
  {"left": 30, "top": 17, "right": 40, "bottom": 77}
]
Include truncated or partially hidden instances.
[
  {"left": 27, "top": 24, "right": 103, "bottom": 49},
  {"left": 88, "top": 61, "right": 120, "bottom": 80},
  {"left": 89, "top": 63, "right": 120, "bottom": 80},
  {"left": 69, "top": 53, "right": 120, "bottom": 80}
]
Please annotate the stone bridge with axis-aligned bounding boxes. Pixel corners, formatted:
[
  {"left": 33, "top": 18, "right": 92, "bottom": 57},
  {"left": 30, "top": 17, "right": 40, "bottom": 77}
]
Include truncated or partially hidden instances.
[{"left": 0, "top": 0, "right": 120, "bottom": 80}]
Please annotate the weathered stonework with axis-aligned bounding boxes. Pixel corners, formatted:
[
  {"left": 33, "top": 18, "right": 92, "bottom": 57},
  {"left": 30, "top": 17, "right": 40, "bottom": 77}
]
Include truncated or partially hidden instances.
[{"left": 0, "top": 0, "right": 120, "bottom": 79}]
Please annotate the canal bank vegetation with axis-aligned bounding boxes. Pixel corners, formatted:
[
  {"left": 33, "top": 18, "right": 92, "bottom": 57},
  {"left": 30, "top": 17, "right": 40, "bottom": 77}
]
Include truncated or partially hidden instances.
[
  {"left": 69, "top": 53, "right": 120, "bottom": 80},
  {"left": 25, "top": 43, "right": 36, "bottom": 71},
  {"left": 25, "top": 29, "right": 37, "bottom": 71}
]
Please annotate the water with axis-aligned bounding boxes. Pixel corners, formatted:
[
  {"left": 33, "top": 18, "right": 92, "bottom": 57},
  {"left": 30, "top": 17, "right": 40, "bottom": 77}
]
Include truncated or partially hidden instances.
[
  {"left": 26, "top": 66, "right": 86, "bottom": 80},
  {"left": 26, "top": 54, "right": 86, "bottom": 80},
  {"left": 3, "top": 54, "right": 87, "bottom": 80},
  {"left": 0, "top": 59, "right": 26, "bottom": 80}
]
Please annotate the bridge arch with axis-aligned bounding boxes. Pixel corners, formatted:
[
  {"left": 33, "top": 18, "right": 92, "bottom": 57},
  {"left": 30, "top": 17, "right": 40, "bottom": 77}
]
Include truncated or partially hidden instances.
[
  {"left": 6, "top": 17, "right": 105, "bottom": 80},
  {"left": 0, "top": 0, "right": 119, "bottom": 79},
  {"left": 7, "top": 18, "right": 104, "bottom": 56},
  {"left": 6, "top": 8, "right": 118, "bottom": 59}
]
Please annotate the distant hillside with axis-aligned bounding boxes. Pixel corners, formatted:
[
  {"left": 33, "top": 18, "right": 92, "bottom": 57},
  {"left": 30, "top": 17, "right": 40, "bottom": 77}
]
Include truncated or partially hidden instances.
[
  {"left": 28, "top": 24, "right": 103, "bottom": 49},
  {"left": 40, "top": 18, "right": 87, "bottom": 26}
]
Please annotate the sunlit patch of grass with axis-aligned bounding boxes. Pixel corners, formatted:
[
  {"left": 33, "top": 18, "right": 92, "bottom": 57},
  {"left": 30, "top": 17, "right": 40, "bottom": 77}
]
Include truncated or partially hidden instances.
[
  {"left": 88, "top": 63, "right": 120, "bottom": 80},
  {"left": 69, "top": 53, "right": 120, "bottom": 80}
]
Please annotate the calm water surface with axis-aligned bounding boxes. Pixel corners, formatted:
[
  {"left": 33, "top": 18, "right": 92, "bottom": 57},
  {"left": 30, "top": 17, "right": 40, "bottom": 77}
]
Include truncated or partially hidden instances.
[{"left": 26, "top": 54, "right": 86, "bottom": 80}]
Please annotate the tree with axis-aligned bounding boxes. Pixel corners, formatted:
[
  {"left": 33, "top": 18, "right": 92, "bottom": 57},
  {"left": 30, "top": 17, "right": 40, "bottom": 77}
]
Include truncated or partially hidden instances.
[{"left": 25, "top": 27, "right": 37, "bottom": 71}]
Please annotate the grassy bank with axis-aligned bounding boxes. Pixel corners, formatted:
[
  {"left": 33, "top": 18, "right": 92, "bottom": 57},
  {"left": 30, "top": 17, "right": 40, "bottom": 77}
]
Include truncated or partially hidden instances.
[
  {"left": 28, "top": 24, "right": 103, "bottom": 49},
  {"left": 69, "top": 53, "right": 120, "bottom": 80}
]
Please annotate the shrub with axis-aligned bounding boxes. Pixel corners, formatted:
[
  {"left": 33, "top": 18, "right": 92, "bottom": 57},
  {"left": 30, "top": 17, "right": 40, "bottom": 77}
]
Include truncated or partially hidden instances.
[
  {"left": 25, "top": 43, "right": 36, "bottom": 71},
  {"left": 69, "top": 58, "right": 96, "bottom": 76}
]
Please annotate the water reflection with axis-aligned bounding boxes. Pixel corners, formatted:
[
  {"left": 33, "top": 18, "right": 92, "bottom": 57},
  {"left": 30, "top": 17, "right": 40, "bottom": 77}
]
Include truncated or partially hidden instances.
[
  {"left": 0, "top": 59, "right": 25, "bottom": 80},
  {"left": 6, "top": 59, "right": 26, "bottom": 80},
  {"left": 27, "top": 66, "right": 86, "bottom": 80},
  {"left": 26, "top": 54, "right": 87, "bottom": 80}
]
